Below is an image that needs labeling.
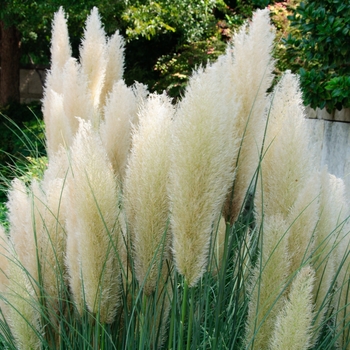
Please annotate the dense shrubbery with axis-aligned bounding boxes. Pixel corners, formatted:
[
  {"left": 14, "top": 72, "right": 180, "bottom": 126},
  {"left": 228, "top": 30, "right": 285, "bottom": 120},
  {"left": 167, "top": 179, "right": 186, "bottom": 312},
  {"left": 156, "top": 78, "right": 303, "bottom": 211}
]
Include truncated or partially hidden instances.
[{"left": 285, "top": 0, "right": 350, "bottom": 111}]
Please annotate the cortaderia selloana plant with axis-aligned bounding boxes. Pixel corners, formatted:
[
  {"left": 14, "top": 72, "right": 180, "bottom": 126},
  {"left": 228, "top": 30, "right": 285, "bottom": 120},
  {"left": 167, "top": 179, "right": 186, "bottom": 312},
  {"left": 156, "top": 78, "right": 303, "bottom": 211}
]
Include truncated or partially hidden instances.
[{"left": 0, "top": 6, "right": 349, "bottom": 350}]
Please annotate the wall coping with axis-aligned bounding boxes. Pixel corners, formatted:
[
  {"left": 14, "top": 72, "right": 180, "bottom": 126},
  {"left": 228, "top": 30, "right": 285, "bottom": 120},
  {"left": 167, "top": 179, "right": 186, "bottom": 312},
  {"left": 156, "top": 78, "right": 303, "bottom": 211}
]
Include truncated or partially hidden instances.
[{"left": 305, "top": 106, "right": 350, "bottom": 123}]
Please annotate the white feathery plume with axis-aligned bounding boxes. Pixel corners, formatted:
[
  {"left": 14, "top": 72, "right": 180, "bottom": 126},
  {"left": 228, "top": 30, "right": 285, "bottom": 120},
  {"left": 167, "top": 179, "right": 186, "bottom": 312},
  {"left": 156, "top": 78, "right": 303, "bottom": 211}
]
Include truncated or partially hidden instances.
[
  {"left": 79, "top": 7, "right": 107, "bottom": 114},
  {"left": 100, "top": 81, "right": 148, "bottom": 180},
  {"left": 124, "top": 93, "right": 173, "bottom": 294},
  {"left": 64, "top": 179, "right": 84, "bottom": 315},
  {"left": 62, "top": 57, "right": 94, "bottom": 139},
  {"left": 42, "top": 7, "right": 71, "bottom": 157},
  {"left": 245, "top": 215, "right": 290, "bottom": 350},
  {"left": 169, "top": 59, "right": 238, "bottom": 287},
  {"left": 100, "top": 31, "right": 125, "bottom": 108},
  {"left": 255, "top": 71, "right": 316, "bottom": 223},
  {"left": 269, "top": 266, "right": 316, "bottom": 350},
  {"left": 43, "top": 89, "right": 72, "bottom": 159},
  {"left": 223, "top": 8, "right": 275, "bottom": 223},
  {"left": 5, "top": 245, "right": 42, "bottom": 350},
  {"left": 312, "top": 170, "right": 347, "bottom": 339},
  {"left": 31, "top": 177, "right": 67, "bottom": 324},
  {"left": 42, "top": 145, "right": 69, "bottom": 190},
  {"left": 6, "top": 179, "right": 39, "bottom": 286},
  {"left": 44, "top": 6, "right": 71, "bottom": 94},
  {"left": 286, "top": 174, "right": 320, "bottom": 275},
  {"left": 65, "top": 119, "right": 122, "bottom": 323}
]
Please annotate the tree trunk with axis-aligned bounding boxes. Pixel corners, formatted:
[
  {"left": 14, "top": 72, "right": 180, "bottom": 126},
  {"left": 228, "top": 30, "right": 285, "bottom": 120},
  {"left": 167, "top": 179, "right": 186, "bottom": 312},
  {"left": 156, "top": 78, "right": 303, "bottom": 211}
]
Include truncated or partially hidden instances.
[{"left": 0, "top": 21, "right": 20, "bottom": 107}]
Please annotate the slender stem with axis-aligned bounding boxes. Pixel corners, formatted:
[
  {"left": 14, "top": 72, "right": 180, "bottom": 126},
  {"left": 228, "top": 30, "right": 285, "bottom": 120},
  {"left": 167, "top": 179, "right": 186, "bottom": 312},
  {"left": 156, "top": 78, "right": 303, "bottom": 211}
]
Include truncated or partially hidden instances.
[
  {"left": 178, "top": 280, "right": 189, "bottom": 350},
  {"left": 168, "top": 276, "right": 177, "bottom": 350},
  {"left": 139, "top": 294, "right": 148, "bottom": 350},
  {"left": 186, "top": 288, "right": 195, "bottom": 350}
]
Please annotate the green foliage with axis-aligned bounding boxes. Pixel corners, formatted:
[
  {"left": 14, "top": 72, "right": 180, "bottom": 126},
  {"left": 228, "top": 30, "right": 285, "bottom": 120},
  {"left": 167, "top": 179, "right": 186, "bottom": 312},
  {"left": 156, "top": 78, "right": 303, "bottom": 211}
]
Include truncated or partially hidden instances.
[
  {"left": 268, "top": 1, "right": 300, "bottom": 76},
  {"left": 285, "top": 0, "right": 350, "bottom": 111},
  {"left": 121, "top": 0, "right": 226, "bottom": 42},
  {"left": 0, "top": 0, "right": 123, "bottom": 65},
  {"left": 154, "top": 38, "right": 227, "bottom": 99},
  {"left": 0, "top": 104, "right": 45, "bottom": 202}
]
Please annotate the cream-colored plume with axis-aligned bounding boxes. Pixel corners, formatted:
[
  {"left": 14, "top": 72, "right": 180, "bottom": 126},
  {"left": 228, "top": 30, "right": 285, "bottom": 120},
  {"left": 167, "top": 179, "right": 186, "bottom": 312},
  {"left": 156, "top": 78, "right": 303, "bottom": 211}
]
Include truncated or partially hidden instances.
[
  {"left": 99, "top": 31, "right": 125, "bottom": 107},
  {"left": 124, "top": 93, "right": 173, "bottom": 294},
  {"left": 100, "top": 81, "right": 148, "bottom": 180},
  {"left": 44, "top": 6, "right": 71, "bottom": 94},
  {"left": 245, "top": 215, "right": 290, "bottom": 350},
  {"left": 65, "top": 119, "right": 122, "bottom": 323},
  {"left": 223, "top": 8, "right": 275, "bottom": 223},
  {"left": 269, "top": 265, "right": 315, "bottom": 350},
  {"left": 43, "top": 88, "right": 72, "bottom": 159},
  {"left": 312, "top": 170, "right": 347, "bottom": 339},
  {"left": 79, "top": 7, "right": 107, "bottom": 114},
  {"left": 42, "top": 6, "right": 72, "bottom": 158},
  {"left": 5, "top": 244, "right": 42, "bottom": 350},
  {"left": 286, "top": 174, "right": 320, "bottom": 276},
  {"left": 62, "top": 57, "right": 93, "bottom": 135},
  {"left": 255, "top": 71, "right": 316, "bottom": 223},
  {"left": 6, "top": 179, "right": 40, "bottom": 286},
  {"left": 169, "top": 59, "right": 238, "bottom": 287},
  {"left": 31, "top": 177, "right": 67, "bottom": 324}
]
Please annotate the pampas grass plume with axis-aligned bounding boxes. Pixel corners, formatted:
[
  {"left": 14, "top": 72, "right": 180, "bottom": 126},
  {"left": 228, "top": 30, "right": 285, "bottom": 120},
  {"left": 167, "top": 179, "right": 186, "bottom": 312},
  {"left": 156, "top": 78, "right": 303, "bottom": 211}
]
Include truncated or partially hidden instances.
[
  {"left": 224, "top": 8, "right": 275, "bottom": 223},
  {"left": 5, "top": 246, "right": 42, "bottom": 350},
  {"left": 45, "top": 6, "right": 71, "bottom": 93},
  {"left": 100, "top": 81, "right": 148, "bottom": 180},
  {"left": 269, "top": 265, "right": 315, "bottom": 350},
  {"left": 124, "top": 93, "right": 173, "bottom": 294},
  {"left": 6, "top": 179, "right": 39, "bottom": 285},
  {"left": 255, "top": 71, "right": 315, "bottom": 223},
  {"left": 79, "top": 7, "right": 107, "bottom": 112},
  {"left": 62, "top": 58, "right": 94, "bottom": 137},
  {"left": 99, "top": 31, "right": 125, "bottom": 107},
  {"left": 31, "top": 177, "right": 67, "bottom": 323},
  {"left": 286, "top": 175, "right": 320, "bottom": 275},
  {"left": 169, "top": 60, "right": 237, "bottom": 287},
  {"left": 43, "top": 89, "right": 72, "bottom": 159},
  {"left": 65, "top": 119, "right": 122, "bottom": 323},
  {"left": 245, "top": 214, "right": 290, "bottom": 350},
  {"left": 312, "top": 170, "right": 346, "bottom": 339}
]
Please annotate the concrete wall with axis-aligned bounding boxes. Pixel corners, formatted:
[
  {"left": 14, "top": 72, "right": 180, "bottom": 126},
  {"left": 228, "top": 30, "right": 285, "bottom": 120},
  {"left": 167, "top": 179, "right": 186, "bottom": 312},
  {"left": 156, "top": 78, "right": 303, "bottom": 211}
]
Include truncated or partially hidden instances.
[
  {"left": 306, "top": 118, "right": 350, "bottom": 196},
  {"left": 20, "top": 68, "right": 46, "bottom": 103},
  {"left": 304, "top": 107, "right": 350, "bottom": 196}
]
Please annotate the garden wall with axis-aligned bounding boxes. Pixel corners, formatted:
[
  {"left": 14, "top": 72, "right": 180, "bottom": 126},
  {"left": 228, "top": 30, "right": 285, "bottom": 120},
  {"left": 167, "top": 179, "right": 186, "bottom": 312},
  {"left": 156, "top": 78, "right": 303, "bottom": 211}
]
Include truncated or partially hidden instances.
[
  {"left": 306, "top": 108, "right": 350, "bottom": 197},
  {"left": 20, "top": 68, "right": 46, "bottom": 103}
]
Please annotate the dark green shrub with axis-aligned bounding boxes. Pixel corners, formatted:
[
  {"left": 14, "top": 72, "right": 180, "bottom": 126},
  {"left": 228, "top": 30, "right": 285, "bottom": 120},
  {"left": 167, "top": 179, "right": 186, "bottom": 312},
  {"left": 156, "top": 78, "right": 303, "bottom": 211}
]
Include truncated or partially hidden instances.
[{"left": 285, "top": 1, "right": 350, "bottom": 111}]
